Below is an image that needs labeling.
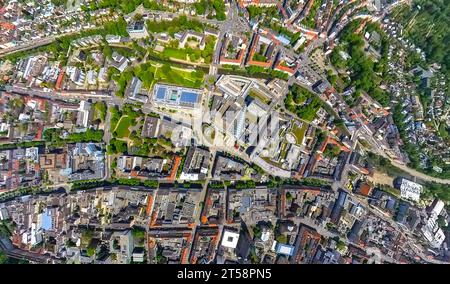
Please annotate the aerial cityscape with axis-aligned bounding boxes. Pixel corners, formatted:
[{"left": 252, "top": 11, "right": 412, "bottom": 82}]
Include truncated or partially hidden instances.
[{"left": 0, "top": 0, "right": 449, "bottom": 265}]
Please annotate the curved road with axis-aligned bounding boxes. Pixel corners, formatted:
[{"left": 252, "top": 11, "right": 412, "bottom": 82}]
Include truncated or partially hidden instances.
[
  {"left": 389, "top": 160, "right": 450, "bottom": 185},
  {"left": 360, "top": 128, "right": 450, "bottom": 185},
  {"left": 4, "top": 0, "right": 447, "bottom": 186}
]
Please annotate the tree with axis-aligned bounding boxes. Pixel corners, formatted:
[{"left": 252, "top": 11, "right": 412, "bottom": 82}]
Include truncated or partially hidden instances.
[
  {"left": 86, "top": 246, "right": 96, "bottom": 257},
  {"left": 113, "top": 239, "right": 120, "bottom": 250},
  {"left": 137, "top": 68, "right": 154, "bottom": 89},
  {"left": 439, "top": 123, "right": 449, "bottom": 140},
  {"left": 0, "top": 251, "right": 7, "bottom": 264},
  {"left": 331, "top": 20, "right": 391, "bottom": 107},
  {"left": 335, "top": 239, "right": 347, "bottom": 251},
  {"left": 284, "top": 84, "right": 323, "bottom": 121},
  {"left": 212, "top": 0, "right": 226, "bottom": 20},
  {"left": 66, "top": 239, "right": 77, "bottom": 248},
  {"left": 235, "top": 180, "right": 256, "bottom": 189},
  {"left": 103, "top": 45, "right": 113, "bottom": 59},
  {"left": 111, "top": 158, "right": 117, "bottom": 170},
  {"left": 134, "top": 13, "right": 143, "bottom": 21},
  {"left": 143, "top": 180, "right": 158, "bottom": 188},
  {"left": 81, "top": 228, "right": 94, "bottom": 247},
  {"left": 323, "top": 144, "right": 341, "bottom": 158},
  {"left": 276, "top": 234, "right": 287, "bottom": 244},
  {"left": 103, "top": 16, "right": 129, "bottom": 37},
  {"left": 132, "top": 227, "right": 146, "bottom": 245},
  {"left": 437, "top": 215, "right": 447, "bottom": 229},
  {"left": 93, "top": 102, "right": 107, "bottom": 122},
  {"left": 286, "top": 192, "right": 293, "bottom": 201},
  {"left": 253, "top": 226, "right": 262, "bottom": 239},
  {"left": 118, "top": 178, "right": 140, "bottom": 186},
  {"left": 109, "top": 138, "right": 128, "bottom": 154},
  {"left": 194, "top": 0, "right": 207, "bottom": 15},
  {"left": 51, "top": 0, "right": 67, "bottom": 6}
]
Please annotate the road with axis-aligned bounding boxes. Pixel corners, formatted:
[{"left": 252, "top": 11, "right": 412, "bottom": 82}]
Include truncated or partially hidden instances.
[
  {"left": 0, "top": 29, "right": 86, "bottom": 58},
  {"left": 6, "top": 1, "right": 448, "bottom": 187},
  {"left": 343, "top": 187, "right": 446, "bottom": 264},
  {"left": 0, "top": 8, "right": 85, "bottom": 57},
  {"left": 356, "top": 122, "right": 450, "bottom": 184},
  {"left": 2, "top": 0, "right": 446, "bottom": 264},
  {"left": 11, "top": 71, "right": 449, "bottom": 185},
  {"left": 296, "top": 215, "right": 399, "bottom": 263},
  {"left": 294, "top": 34, "right": 450, "bottom": 186},
  {"left": 192, "top": 149, "right": 217, "bottom": 227},
  {"left": 0, "top": 37, "right": 55, "bottom": 57},
  {"left": 0, "top": 7, "right": 227, "bottom": 59},
  {"left": 388, "top": 160, "right": 450, "bottom": 185},
  {"left": 209, "top": 1, "right": 249, "bottom": 77},
  {"left": 1, "top": 236, "right": 59, "bottom": 263}
]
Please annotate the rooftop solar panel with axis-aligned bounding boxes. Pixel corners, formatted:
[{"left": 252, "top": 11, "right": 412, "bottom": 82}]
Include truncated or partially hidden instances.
[
  {"left": 180, "top": 91, "right": 199, "bottom": 104},
  {"left": 156, "top": 87, "right": 167, "bottom": 100}
]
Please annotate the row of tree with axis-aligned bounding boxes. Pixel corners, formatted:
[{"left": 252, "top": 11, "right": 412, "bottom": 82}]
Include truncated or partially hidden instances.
[
  {"left": 393, "top": 0, "right": 450, "bottom": 76},
  {"left": 331, "top": 20, "right": 390, "bottom": 106},
  {"left": 284, "top": 84, "right": 323, "bottom": 122}
]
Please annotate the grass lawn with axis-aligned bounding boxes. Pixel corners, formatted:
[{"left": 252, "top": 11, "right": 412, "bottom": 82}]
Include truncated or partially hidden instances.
[
  {"left": 162, "top": 48, "right": 188, "bottom": 60},
  {"left": 248, "top": 89, "right": 271, "bottom": 104},
  {"left": 262, "top": 156, "right": 283, "bottom": 168},
  {"left": 252, "top": 53, "right": 267, "bottom": 62},
  {"left": 135, "top": 60, "right": 204, "bottom": 89},
  {"left": 154, "top": 64, "right": 204, "bottom": 88},
  {"left": 380, "top": 185, "right": 401, "bottom": 198},
  {"left": 279, "top": 141, "right": 289, "bottom": 160},
  {"left": 115, "top": 116, "right": 134, "bottom": 138},
  {"left": 159, "top": 36, "right": 216, "bottom": 64},
  {"left": 291, "top": 122, "right": 308, "bottom": 145}
]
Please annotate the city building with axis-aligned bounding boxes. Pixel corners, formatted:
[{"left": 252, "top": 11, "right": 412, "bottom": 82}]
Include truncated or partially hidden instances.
[
  {"left": 126, "top": 20, "right": 149, "bottom": 39},
  {"left": 179, "top": 146, "right": 211, "bottom": 181},
  {"left": 395, "top": 178, "right": 422, "bottom": 202},
  {"left": 152, "top": 84, "right": 202, "bottom": 110}
]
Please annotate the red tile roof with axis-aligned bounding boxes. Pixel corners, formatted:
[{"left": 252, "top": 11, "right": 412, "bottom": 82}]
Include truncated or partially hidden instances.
[
  {"left": 55, "top": 70, "right": 65, "bottom": 90},
  {"left": 0, "top": 22, "right": 15, "bottom": 30},
  {"left": 358, "top": 183, "right": 371, "bottom": 196}
]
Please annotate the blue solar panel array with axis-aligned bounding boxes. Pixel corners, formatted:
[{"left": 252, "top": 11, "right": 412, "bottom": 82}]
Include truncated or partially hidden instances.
[
  {"left": 156, "top": 87, "right": 167, "bottom": 100},
  {"left": 180, "top": 91, "right": 199, "bottom": 103},
  {"left": 154, "top": 84, "right": 200, "bottom": 107}
]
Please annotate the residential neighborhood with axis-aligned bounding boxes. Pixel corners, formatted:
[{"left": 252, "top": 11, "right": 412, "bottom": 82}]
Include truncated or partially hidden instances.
[{"left": 0, "top": 0, "right": 449, "bottom": 266}]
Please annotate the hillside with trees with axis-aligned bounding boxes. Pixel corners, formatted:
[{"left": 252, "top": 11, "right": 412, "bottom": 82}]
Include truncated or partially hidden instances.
[
  {"left": 392, "top": 0, "right": 450, "bottom": 75},
  {"left": 330, "top": 20, "right": 390, "bottom": 107}
]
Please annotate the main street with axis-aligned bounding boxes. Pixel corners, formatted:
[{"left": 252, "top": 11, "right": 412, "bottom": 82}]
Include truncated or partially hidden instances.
[
  {"left": 295, "top": 215, "right": 400, "bottom": 264},
  {"left": 0, "top": 5, "right": 233, "bottom": 59},
  {"left": 1, "top": 0, "right": 447, "bottom": 265},
  {"left": 358, "top": 124, "right": 450, "bottom": 185},
  {"left": 339, "top": 185, "right": 447, "bottom": 264},
  {"left": 209, "top": 1, "right": 250, "bottom": 76},
  {"left": 3, "top": 0, "right": 448, "bottom": 186},
  {"left": 9, "top": 70, "right": 450, "bottom": 186},
  {"left": 0, "top": 37, "right": 57, "bottom": 57},
  {"left": 0, "top": 9, "right": 89, "bottom": 57}
]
